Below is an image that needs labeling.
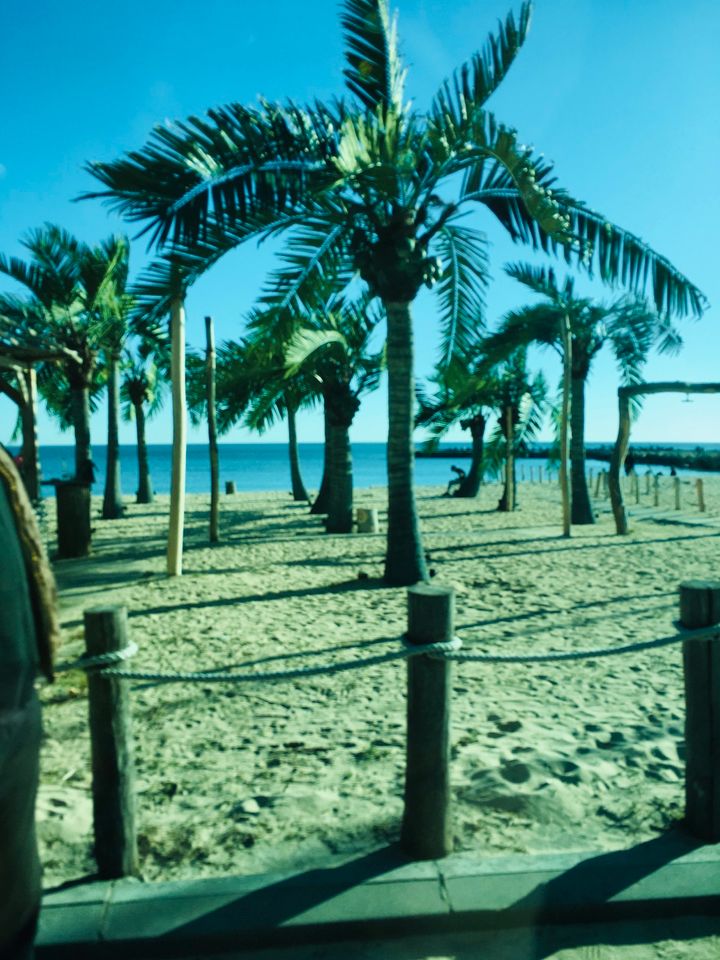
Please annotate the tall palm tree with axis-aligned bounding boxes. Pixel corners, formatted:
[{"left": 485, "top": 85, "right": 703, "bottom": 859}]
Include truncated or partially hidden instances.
[
  {"left": 83, "top": 0, "right": 706, "bottom": 583},
  {"left": 485, "top": 262, "right": 680, "bottom": 524}
]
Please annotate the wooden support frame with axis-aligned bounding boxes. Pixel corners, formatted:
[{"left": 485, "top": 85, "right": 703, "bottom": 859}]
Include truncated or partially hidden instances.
[{"left": 609, "top": 382, "right": 720, "bottom": 535}]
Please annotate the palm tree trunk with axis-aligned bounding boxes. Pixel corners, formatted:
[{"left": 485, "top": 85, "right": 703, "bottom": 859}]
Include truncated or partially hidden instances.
[
  {"left": 570, "top": 373, "right": 594, "bottom": 525},
  {"left": 102, "top": 354, "right": 124, "bottom": 519},
  {"left": 19, "top": 368, "right": 41, "bottom": 502},
  {"left": 71, "top": 384, "right": 93, "bottom": 481},
  {"left": 167, "top": 296, "right": 187, "bottom": 576},
  {"left": 497, "top": 405, "right": 516, "bottom": 511},
  {"left": 456, "top": 416, "right": 485, "bottom": 497},
  {"left": 287, "top": 403, "right": 309, "bottom": 502},
  {"left": 326, "top": 421, "right": 353, "bottom": 533},
  {"left": 560, "top": 314, "right": 572, "bottom": 537},
  {"left": 133, "top": 401, "right": 153, "bottom": 503},
  {"left": 383, "top": 300, "right": 428, "bottom": 585},
  {"left": 310, "top": 401, "right": 331, "bottom": 514},
  {"left": 205, "top": 316, "right": 220, "bottom": 542}
]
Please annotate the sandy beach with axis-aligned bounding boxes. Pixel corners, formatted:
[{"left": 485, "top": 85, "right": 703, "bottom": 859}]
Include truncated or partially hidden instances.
[{"left": 35, "top": 475, "right": 720, "bottom": 955}]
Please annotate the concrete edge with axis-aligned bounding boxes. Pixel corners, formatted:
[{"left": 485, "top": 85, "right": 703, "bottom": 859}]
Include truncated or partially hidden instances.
[{"left": 37, "top": 840, "right": 720, "bottom": 958}]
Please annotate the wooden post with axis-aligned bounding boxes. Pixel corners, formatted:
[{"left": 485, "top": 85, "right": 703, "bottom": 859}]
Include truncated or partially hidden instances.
[
  {"left": 646, "top": 472, "right": 651, "bottom": 495},
  {"left": 539, "top": 465, "right": 544, "bottom": 483},
  {"left": 679, "top": 581, "right": 720, "bottom": 841},
  {"left": 356, "top": 507, "right": 379, "bottom": 533},
  {"left": 594, "top": 470, "right": 603, "bottom": 498},
  {"left": 225, "top": 480, "right": 236, "bottom": 495},
  {"left": 697, "top": 478, "right": 706, "bottom": 512},
  {"left": 674, "top": 476, "right": 681, "bottom": 511},
  {"left": 56, "top": 481, "right": 92, "bottom": 558},
  {"left": 654, "top": 475, "right": 660, "bottom": 507},
  {"left": 634, "top": 473, "right": 640, "bottom": 505},
  {"left": 205, "top": 316, "right": 220, "bottom": 543},
  {"left": 401, "top": 584, "right": 454, "bottom": 860},
  {"left": 85, "top": 607, "right": 138, "bottom": 878}
]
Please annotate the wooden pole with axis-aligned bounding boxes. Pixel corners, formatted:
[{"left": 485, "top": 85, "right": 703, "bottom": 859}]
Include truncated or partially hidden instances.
[
  {"left": 634, "top": 473, "right": 640, "bottom": 505},
  {"left": 225, "top": 480, "right": 236, "bottom": 495},
  {"left": 674, "top": 476, "right": 681, "bottom": 511},
  {"left": 56, "top": 481, "right": 92, "bottom": 558},
  {"left": 679, "top": 581, "right": 720, "bottom": 841},
  {"left": 167, "top": 295, "right": 187, "bottom": 576},
  {"left": 654, "top": 475, "right": 660, "bottom": 507},
  {"left": 85, "top": 607, "right": 139, "bottom": 878},
  {"left": 205, "top": 316, "right": 220, "bottom": 543},
  {"left": 646, "top": 472, "right": 651, "bottom": 495},
  {"left": 401, "top": 584, "right": 454, "bottom": 860},
  {"left": 539, "top": 465, "right": 544, "bottom": 483},
  {"left": 697, "top": 478, "right": 706, "bottom": 512}
]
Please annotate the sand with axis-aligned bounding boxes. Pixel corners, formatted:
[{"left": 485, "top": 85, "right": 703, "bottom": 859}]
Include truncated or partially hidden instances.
[{"left": 35, "top": 474, "right": 720, "bottom": 956}]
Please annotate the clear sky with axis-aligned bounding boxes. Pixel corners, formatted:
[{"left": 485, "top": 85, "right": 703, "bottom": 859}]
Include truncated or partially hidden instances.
[{"left": 1, "top": 0, "right": 718, "bottom": 448}]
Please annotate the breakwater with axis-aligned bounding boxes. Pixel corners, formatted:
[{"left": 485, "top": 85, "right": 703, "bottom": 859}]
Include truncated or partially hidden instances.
[{"left": 416, "top": 444, "right": 720, "bottom": 472}]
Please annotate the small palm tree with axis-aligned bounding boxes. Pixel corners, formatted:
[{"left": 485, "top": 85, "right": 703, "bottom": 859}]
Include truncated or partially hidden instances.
[
  {"left": 486, "top": 263, "right": 680, "bottom": 524},
  {"left": 484, "top": 349, "right": 547, "bottom": 511},
  {"left": 120, "top": 348, "right": 166, "bottom": 503},
  {"left": 84, "top": 0, "right": 706, "bottom": 582},
  {"left": 416, "top": 348, "right": 499, "bottom": 498},
  {"left": 284, "top": 292, "right": 384, "bottom": 532}
]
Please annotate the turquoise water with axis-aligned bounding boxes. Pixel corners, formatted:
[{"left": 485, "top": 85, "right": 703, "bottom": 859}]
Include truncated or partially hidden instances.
[{"left": 25, "top": 442, "right": 717, "bottom": 497}]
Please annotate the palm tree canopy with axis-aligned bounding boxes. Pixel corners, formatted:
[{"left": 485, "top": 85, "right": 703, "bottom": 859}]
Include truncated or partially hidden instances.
[
  {"left": 81, "top": 1, "right": 705, "bottom": 362},
  {"left": 485, "top": 261, "right": 681, "bottom": 384}
]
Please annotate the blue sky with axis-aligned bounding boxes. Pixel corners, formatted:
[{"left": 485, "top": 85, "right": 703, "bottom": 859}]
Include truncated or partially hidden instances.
[{"left": 1, "top": 0, "right": 718, "bottom": 447}]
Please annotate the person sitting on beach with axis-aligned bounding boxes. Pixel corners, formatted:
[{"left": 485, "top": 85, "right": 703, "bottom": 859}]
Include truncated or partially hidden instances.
[
  {"left": 445, "top": 465, "right": 466, "bottom": 496},
  {"left": 0, "top": 445, "right": 60, "bottom": 960}
]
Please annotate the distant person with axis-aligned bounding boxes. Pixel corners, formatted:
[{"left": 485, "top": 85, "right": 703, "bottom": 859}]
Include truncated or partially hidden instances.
[
  {"left": 0, "top": 445, "right": 60, "bottom": 959},
  {"left": 445, "top": 464, "right": 466, "bottom": 497}
]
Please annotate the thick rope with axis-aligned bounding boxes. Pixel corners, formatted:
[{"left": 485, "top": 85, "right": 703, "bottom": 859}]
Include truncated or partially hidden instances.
[
  {"left": 55, "top": 641, "right": 139, "bottom": 674},
  {"left": 57, "top": 624, "right": 719, "bottom": 685},
  {"left": 93, "top": 637, "right": 462, "bottom": 684},
  {"left": 437, "top": 623, "right": 719, "bottom": 664}
]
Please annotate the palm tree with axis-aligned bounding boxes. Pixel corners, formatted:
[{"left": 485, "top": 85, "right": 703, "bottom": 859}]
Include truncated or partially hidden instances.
[
  {"left": 83, "top": 0, "right": 706, "bottom": 583},
  {"left": 484, "top": 349, "right": 547, "bottom": 511},
  {"left": 416, "top": 347, "right": 499, "bottom": 498},
  {"left": 120, "top": 347, "right": 166, "bottom": 503},
  {"left": 212, "top": 334, "right": 316, "bottom": 501},
  {"left": 486, "top": 263, "right": 679, "bottom": 523},
  {"left": 284, "top": 292, "right": 384, "bottom": 532},
  {"left": 0, "top": 226, "right": 133, "bottom": 489}
]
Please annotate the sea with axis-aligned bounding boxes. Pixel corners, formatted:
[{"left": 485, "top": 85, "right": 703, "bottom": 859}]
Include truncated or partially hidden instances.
[{"left": 18, "top": 442, "right": 720, "bottom": 498}]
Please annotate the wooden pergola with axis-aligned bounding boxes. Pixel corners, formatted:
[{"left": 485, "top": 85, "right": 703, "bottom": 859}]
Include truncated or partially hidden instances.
[{"left": 609, "top": 381, "right": 720, "bottom": 534}]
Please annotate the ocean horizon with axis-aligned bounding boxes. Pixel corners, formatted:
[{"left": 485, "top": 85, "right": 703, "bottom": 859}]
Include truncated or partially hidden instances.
[{"left": 15, "top": 441, "right": 720, "bottom": 497}]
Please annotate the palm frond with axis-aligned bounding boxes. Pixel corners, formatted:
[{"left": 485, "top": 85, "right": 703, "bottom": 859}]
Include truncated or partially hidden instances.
[
  {"left": 430, "top": 3, "right": 531, "bottom": 119},
  {"left": 341, "top": 0, "right": 406, "bottom": 112},
  {"left": 433, "top": 222, "right": 489, "bottom": 364}
]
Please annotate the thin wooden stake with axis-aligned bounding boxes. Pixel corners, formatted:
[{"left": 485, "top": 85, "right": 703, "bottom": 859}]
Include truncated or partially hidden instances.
[
  {"left": 696, "top": 478, "right": 706, "bottom": 512},
  {"left": 85, "top": 607, "right": 138, "bottom": 878},
  {"left": 654, "top": 475, "right": 660, "bottom": 507},
  {"left": 674, "top": 476, "right": 681, "bottom": 511},
  {"left": 401, "top": 584, "right": 454, "bottom": 860}
]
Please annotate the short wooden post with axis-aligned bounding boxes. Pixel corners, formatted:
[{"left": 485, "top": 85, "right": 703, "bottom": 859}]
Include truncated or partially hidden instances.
[
  {"left": 634, "top": 473, "right": 640, "bottom": 504},
  {"left": 539, "top": 466, "right": 544, "bottom": 483},
  {"left": 85, "top": 607, "right": 139, "bottom": 878},
  {"left": 696, "top": 478, "right": 706, "bottom": 512},
  {"left": 645, "top": 473, "right": 651, "bottom": 495},
  {"left": 356, "top": 507, "right": 379, "bottom": 533},
  {"left": 56, "top": 481, "right": 92, "bottom": 558},
  {"left": 520, "top": 466, "right": 525, "bottom": 482},
  {"left": 654, "top": 475, "right": 660, "bottom": 507},
  {"left": 602, "top": 469, "right": 609, "bottom": 499},
  {"left": 680, "top": 581, "right": 720, "bottom": 841},
  {"left": 674, "top": 476, "right": 681, "bottom": 510},
  {"left": 401, "top": 584, "right": 454, "bottom": 860},
  {"left": 225, "top": 480, "right": 236, "bottom": 495}
]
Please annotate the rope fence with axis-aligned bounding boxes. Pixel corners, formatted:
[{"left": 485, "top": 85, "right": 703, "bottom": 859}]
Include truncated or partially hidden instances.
[{"left": 64, "top": 579, "right": 720, "bottom": 876}]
